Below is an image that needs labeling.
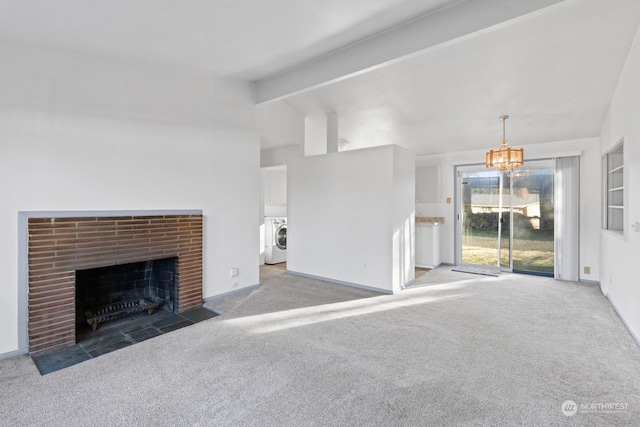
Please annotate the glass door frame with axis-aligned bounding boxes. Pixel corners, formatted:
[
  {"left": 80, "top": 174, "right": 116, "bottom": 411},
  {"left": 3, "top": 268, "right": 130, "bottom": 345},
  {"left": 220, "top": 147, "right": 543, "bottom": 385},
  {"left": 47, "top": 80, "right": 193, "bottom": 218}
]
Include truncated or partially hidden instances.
[
  {"left": 454, "top": 164, "right": 514, "bottom": 271},
  {"left": 455, "top": 159, "right": 556, "bottom": 276}
]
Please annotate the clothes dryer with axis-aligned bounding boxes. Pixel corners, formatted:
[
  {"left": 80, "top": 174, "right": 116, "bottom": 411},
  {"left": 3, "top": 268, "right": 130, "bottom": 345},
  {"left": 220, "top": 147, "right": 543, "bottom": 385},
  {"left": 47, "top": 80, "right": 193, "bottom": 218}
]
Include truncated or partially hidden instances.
[{"left": 265, "top": 217, "right": 286, "bottom": 264}]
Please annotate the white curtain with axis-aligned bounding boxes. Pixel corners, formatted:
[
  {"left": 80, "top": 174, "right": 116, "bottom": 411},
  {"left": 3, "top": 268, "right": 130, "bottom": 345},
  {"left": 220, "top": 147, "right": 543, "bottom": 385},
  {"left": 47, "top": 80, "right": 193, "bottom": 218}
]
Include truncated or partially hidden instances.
[{"left": 554, "top": 156, "right": 580, "bottom": 281}]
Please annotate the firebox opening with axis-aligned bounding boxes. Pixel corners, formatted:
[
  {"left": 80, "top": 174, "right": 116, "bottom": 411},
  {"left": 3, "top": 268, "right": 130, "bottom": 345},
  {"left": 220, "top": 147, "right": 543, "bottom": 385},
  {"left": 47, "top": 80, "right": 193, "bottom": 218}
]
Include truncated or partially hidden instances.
[{"left": 75, "top": 257, "right": 178, "bottom": 337}]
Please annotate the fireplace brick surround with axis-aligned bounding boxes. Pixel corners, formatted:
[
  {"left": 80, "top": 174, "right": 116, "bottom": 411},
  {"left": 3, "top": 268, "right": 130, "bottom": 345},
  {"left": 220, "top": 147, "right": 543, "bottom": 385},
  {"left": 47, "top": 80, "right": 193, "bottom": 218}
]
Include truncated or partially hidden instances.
[{"left": 27, "top": 214, "right": 203, "bottom": 354}]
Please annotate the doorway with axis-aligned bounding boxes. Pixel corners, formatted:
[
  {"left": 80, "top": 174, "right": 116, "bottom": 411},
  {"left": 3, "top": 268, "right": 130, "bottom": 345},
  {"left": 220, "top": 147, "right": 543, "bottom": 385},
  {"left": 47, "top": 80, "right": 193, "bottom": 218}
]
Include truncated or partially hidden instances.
[{"left": 456, "top": 160, "right": 555, "bottom": 275}]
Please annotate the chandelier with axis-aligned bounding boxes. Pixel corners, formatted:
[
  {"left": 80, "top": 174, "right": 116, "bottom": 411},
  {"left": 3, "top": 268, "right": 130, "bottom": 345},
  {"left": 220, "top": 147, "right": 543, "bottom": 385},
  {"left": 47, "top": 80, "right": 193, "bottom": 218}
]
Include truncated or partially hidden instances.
[{"left": 485, "top": 115, "right": 524, "bottom": 170}]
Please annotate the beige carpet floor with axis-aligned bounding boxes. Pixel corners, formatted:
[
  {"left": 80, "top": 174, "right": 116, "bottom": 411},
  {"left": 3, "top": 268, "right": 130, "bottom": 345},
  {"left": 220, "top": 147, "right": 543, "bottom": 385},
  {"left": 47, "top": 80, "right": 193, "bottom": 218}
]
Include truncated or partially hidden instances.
[{"left": 1, "top": 266, "right": 639, "bottom": 426}]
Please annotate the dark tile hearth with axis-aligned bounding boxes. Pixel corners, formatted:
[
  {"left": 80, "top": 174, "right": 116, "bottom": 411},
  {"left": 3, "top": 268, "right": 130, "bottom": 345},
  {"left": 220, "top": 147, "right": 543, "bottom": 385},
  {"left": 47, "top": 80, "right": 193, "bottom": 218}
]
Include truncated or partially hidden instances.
[
  {"left": 158, "top": 320, "right": 195, "bottom": 334},
  {"left": 128, "top": 327, "right": 163, "bottom": 342},
  {"left": 87, "top": 339, "right": 133, "bottom": 358},
  {"left": 32, "top": 307, "right": 218, "bottom": 375}
]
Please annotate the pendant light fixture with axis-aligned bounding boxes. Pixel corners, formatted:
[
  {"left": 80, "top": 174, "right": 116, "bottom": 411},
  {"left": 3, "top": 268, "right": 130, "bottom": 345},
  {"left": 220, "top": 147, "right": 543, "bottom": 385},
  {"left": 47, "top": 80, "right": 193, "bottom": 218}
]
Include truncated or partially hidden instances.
[{"left": 486, "top": 115, "right": 524, "bottom": 170}]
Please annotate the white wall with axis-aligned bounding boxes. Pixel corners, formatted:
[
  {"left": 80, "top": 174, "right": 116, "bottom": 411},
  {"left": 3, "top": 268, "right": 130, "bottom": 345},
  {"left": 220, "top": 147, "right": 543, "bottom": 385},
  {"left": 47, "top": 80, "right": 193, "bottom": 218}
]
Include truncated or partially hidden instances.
[
  {"left": 0, "top": 44, "right": 260, "bottom": 356},
  {"left": 304, "top": 114, "right": 328, "bottom": 156},
  {"left": 261, "top": 145, "right": 302, "bottom": 169},
  {"left": 415, "top": 137, "right": 601, "bottom": 282},
  {"left": 256, "top": 101, "right": 304, "bottom": 151},
  {"left": 599, "top": 27, "right": 640, "bottom": 343},
  {"left": 287, "top": 145, "right": 414, "bottom": 293},
  {"left": 261, "top": 167, "right": 288, "bottom": 217},
  {"left": 392, "top": 148, "right": 416, "bottom": 288}
]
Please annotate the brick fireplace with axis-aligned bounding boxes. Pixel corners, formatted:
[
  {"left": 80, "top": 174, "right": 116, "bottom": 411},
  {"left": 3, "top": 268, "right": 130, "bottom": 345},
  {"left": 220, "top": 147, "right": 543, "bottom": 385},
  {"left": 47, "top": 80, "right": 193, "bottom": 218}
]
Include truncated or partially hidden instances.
[{"left": 27, "top": 214, "right": 203, "bottom": 354}]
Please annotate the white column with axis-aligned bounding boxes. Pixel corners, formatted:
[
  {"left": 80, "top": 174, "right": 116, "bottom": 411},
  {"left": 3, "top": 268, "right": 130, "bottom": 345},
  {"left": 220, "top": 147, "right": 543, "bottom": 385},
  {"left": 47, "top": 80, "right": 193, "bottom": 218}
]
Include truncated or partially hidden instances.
[
  {"left": 304, "top": 113, "right": 340, "bottom": 156},
  {"left": 304, "top": 114, "right": 328, "bottom": 156}
]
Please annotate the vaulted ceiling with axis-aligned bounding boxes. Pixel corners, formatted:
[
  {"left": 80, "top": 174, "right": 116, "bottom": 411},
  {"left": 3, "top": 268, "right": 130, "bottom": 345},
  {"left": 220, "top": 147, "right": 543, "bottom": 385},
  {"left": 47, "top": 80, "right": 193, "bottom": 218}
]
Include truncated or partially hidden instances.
[
  {"left": 0, "top": 0, "right": 454, "bottom": 80},
  {"left": 271, "top": 0, "right": 640, "bottom": 154},
  {"left": 2, "top": 0, "right": 640, "bottom": 155}
]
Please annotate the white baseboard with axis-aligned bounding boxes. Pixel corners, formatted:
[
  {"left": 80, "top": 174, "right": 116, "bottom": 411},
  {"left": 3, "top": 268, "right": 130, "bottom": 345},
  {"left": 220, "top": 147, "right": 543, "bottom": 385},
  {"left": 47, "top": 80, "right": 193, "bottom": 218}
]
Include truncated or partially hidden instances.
[
  {"left": 416, "top": 263, "right": 440, "bottom": 269},
  {"left": 203, "top": 283, "right": 261, "bottom": 303},
  {"left": 287, "top": 270, "right": 394, "bottom": 295},
  {"left": 0, "top": 348, "right": 28, "bottom": 361},
  {"left": 402, "top": 279, "right": 416, "bottom": 289},
  {"left": 606, "top": 294, "right": 640, "bottom": 348}
]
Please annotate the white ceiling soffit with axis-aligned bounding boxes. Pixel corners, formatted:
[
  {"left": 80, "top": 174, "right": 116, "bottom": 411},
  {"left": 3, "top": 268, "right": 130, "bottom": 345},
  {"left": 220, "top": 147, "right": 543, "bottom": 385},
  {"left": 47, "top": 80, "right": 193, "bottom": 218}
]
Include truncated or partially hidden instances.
[{"left": 254, "top": 0, "right": 567, "bottom": 103}]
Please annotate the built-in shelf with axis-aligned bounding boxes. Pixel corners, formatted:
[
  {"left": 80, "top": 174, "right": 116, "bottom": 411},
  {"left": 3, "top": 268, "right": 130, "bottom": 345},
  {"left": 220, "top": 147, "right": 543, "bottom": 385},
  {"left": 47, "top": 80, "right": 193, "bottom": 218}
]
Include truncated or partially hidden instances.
[
  {"left": 602, "top": 140, "right": 624, "bottom": 234},
  {"left": 608, "top": 165, "right": 624, "bottom": 174}
]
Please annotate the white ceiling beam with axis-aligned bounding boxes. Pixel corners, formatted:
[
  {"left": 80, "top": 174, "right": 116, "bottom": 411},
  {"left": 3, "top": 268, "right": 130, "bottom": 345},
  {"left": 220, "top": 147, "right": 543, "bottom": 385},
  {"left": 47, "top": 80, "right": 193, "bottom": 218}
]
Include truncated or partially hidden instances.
[{"left": 254, "top": 0, "right": 568, "bottom": 104}]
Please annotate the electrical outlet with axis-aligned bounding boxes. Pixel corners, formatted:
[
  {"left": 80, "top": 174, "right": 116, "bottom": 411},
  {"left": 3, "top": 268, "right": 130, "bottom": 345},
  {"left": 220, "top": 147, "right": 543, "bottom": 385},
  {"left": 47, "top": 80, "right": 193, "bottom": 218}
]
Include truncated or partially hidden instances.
[
  {"left": 584, "top": 266, "right": 590, "bottom": 275},
  {"left": 446, "top": 197, "right": 452, "bottom": 204},
  {"left": 230, "top": 267, "right": 238, "bottom": 277},
  {"left": 232, "top": 282, "right": 238, "bottom": 288}
]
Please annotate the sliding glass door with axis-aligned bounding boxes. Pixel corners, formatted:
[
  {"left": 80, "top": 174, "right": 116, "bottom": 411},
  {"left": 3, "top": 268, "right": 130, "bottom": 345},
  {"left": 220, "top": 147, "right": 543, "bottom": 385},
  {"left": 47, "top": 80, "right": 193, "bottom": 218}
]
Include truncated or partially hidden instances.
[
  {"left": 511, "top": 164, "right": 555, "bottom": 274},
  {"left": 457, "top": 161, "right": 554, "bottom": 275},
  {"left": 459, "top": 168, "right": 505, "bottom": 268}
]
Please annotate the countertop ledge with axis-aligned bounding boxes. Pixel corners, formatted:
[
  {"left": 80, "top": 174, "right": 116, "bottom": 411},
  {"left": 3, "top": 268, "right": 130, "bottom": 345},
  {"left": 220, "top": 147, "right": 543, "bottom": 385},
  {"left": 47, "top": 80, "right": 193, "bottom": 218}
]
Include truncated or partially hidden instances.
[{"left": 416, "top": 216, "right": 444, "bottom": 225}]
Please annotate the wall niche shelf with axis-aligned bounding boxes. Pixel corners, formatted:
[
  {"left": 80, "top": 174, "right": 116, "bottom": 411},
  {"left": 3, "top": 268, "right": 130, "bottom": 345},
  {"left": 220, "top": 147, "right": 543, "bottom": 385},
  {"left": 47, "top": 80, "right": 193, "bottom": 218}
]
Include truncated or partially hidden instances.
[{"left": 602, "top": 140, "right": 624, "bottom": 234}]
